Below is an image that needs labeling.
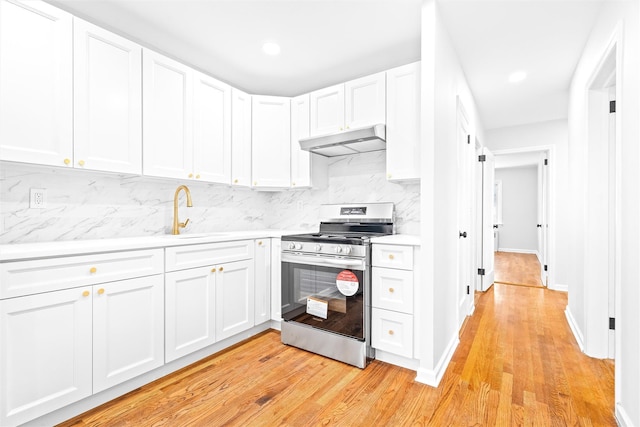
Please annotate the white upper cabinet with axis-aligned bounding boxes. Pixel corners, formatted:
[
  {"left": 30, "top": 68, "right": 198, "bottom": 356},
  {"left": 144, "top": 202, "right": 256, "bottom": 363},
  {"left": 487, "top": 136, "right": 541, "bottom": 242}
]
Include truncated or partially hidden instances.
[
  {"left": 345, "top": 72, "right": 386, "bottom": 129},
  {"left": 142, "top": 49, "right": 193, "bottom": 180},
  {"left": 309, "top": 72, "right": 385, "bottom": 137},
  {"left": 74, "top": 19, "right": 142, "bottom": 174},
  {"left": 386, "top": 62, "right": 421, "bottom": 182},
  {"left": 231, "top": 88, "right": 252, "bottom": 187},
  {"left": 0, "top": 0, "right": 73, "bottom": 167},
  {"left": 310, "top": 84, "right": 344, "bottom": 137},
  {"left": 193, "top": 71, "right": 231, "bottom": 184},
  {"left": 251, "top": 95, "right": 291, "bottom": 189},
  {"left": 290, "top": 94, "right": 311, "bottom": 188}
]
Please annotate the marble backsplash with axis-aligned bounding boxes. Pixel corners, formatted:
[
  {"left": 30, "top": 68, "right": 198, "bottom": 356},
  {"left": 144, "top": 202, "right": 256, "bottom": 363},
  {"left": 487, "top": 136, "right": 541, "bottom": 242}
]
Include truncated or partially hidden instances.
[{"left": 0, "top": 151, "right": 420, "bottom": 244}]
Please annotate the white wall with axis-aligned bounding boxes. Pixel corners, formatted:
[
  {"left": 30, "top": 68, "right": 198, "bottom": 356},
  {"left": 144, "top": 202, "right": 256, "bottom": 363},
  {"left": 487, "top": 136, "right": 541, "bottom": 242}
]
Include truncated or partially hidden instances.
[
  {"left": 495, "top": 166, "right": 537, "bottom": 252},
  {"left": 417, "top": 0, "right": 485, "bottom": 386},
  {"left": 485, "top": 119, "right": 569, "bottom": 288},
  {"left": 566, "top": 0, "right": 639, "bottom": 424}
]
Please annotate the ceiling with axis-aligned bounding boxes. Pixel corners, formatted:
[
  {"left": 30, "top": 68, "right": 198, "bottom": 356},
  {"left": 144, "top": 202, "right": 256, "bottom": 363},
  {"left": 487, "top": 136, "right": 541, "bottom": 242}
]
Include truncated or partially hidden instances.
[{"left": 47, "top": 0, "right": 603, "bottom": 131}]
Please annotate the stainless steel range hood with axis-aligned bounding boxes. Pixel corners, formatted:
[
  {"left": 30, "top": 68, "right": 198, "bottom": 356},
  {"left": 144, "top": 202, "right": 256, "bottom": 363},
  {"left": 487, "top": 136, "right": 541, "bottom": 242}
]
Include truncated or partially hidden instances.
[{"left": 299, "top": 124, "right": 385, "bottom": 157}]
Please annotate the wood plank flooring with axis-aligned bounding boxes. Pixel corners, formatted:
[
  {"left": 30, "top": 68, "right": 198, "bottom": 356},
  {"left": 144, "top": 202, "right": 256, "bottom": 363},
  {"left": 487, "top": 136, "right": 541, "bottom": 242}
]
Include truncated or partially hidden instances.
[
  {"left": 58, "top": 284, "right": 615, "bottom": 426},
  {"left": 495, "top": 251, "right": 544, "bottom": 287}
]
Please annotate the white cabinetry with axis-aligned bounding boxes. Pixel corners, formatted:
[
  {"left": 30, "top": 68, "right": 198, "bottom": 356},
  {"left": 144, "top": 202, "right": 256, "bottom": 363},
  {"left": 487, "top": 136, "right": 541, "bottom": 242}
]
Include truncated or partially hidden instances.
[
  {"left": 386, "top": 62, "right": 421, "bottom": 181},
  {"left": 270, "top": 238, "right": 282, "bottom": 323},
  {"left": 251, "top": 95, "right": 291, "bottom": 189},
  {"left": 0, "top": 0, "right": 73, "bottom": 167},
  {"left": 216, "top": 259, "right": 254, "bottom": 340},
  {"left": 290, "top": 94, "right": 312, "bottom": 188},
  {"left": 74, "top": 19, "right": 142, "bottom": 174},
  {"left": 231, "top": 88, "right": 252, "bottom": 187},
  {"left": 310, "top": 72, "right": 385, "bottom": 137},
  {"left": 0, "top": 248, "right": 164, "bottom": 426},
  {"left": 371, "top": 244, "right": 415, "bottom": 359},
  {"left": 254, "top": 239, "right": 271, "bottom": 325}
]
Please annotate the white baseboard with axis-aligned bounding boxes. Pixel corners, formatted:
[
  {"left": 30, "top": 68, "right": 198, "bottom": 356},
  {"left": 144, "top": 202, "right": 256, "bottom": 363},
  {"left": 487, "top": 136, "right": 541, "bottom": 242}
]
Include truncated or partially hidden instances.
[
  {"left": 551, "top": 283, "right": 568, "bottom": 292},
  {"left": 375, "top": 350, "right": 420, "bottom": 371},
  {"left": 564, "top": 306, "right": 585, "bottom": 352},
  {"left": 414, "top": 333, "right": 459, "bottom": 387},
  {"left": 498, "top": 248, "right": 537, "bottom": 254},
  {"left": 616, "top": 403, "right": 634, "bottom": 426}
]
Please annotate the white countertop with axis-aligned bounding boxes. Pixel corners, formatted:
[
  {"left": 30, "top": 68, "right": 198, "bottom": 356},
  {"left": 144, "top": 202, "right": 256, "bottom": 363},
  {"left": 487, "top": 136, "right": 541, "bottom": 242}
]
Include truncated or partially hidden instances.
[
  {"left": 370, "top": 234, "right": 421, "bottom": 246},
  {"left": 0, "top": 229, "right": 307, "bottom": 261}
]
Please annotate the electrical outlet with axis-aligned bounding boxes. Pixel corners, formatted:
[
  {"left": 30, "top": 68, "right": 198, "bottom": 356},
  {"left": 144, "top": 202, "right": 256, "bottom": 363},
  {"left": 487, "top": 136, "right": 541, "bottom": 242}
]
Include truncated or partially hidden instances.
[{"left": 30, "top": 188, "right": 47, "bottom": 209}]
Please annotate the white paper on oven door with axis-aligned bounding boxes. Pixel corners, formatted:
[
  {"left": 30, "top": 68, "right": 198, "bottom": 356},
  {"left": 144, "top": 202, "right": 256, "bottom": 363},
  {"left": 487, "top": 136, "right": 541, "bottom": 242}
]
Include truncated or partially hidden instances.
[{"left": 306, "top": 296, "right": 328, "bottom": 319}]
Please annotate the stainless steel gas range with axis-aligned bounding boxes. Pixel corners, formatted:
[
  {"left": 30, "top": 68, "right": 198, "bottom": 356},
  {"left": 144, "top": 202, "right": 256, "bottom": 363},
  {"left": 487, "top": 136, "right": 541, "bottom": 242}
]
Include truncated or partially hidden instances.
[{"left": 280, "top": 203, "right": 394, "bottom": 368}]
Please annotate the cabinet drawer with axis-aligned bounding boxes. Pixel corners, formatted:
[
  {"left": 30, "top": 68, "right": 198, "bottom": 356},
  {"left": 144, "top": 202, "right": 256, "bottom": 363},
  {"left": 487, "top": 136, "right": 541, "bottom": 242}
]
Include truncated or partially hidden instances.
[
  {"left": 372, "top": 244, "right": 413, "bottom": 270},
  {"left": 165, "top": 240, "right": 253, "bottom": 272},
  {"left": 372, "top": 267, "right": 413, "bottom": 314},
  {"left": 0, "top": 249, "right": 163, "bottom": 299},
  {"left": 371, "top": 307, "right": 413, "bottom": 358}
]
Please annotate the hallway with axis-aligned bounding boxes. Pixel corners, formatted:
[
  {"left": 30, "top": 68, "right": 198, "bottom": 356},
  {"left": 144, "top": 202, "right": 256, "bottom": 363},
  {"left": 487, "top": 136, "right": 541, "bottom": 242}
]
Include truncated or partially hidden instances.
[{"left": 494, "top": 251, "right": 544, "bottom": 287}]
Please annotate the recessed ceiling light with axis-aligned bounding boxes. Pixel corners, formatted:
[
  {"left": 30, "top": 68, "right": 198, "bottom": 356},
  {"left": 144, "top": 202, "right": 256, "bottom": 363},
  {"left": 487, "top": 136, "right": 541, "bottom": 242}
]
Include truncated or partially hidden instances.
[
  {"left": 262, "top": 42, "right": 281, "bottom": 56},
  {"left": 508, "top": 71, "right": 527, "bottom": 83}
]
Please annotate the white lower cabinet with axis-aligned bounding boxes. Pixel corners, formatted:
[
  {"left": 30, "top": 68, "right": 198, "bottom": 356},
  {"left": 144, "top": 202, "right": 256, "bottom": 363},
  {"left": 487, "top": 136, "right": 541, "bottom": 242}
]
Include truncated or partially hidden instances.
[
  {"left": 372, "top": 307, "right": 414, "bottom": 358},
  {"left": 216, "top": 259, "right": 254, "bottom": 340}
]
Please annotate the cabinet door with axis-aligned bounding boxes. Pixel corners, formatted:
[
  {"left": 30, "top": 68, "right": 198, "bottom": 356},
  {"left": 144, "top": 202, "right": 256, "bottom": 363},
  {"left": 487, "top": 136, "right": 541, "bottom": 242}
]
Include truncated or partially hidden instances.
[
  {"left": 254, "top": 239, "right": 271, "bottom": 325},
  {"left": 194, "top": 71, "right": 231, "bottom": 184},
  {"left": 372, "top": 267, "right": 414, "bottom": 314},
  {"left": 165, "top": 266, "right": 216, "bottom": 362},
  {"left": 386, "top": 62, "right": 421, "bottom": 181},
  {"left": 290, "top": 94, "right": 312, "bottom": 188},
  {"left": 142, "top": 49, "right": 193, "bottom": 179},
  {"left": 93, "top": 275, "right": 164, "bottom": 393},
  {"left": 251, "top": 95, "right": 291, "bottom": 188},
  {"left": 345, "top": 72, "right": 386, "bottom": 130},
  {"left": 310, "top": 84, "right": 344, "bottom": 136},
  {"left": 372, "top": 307, "right": 413, "bottom": 358},
  {"left": 216, "top": 259, "right": 254, "bottom": 340},
  {"left": 0, "top": 288, "right": 92, "bottom": 427},
  {"left": 0, "top": 0, "right": 73, "bottom": 167},
  {"left": 231, "top": 88, "right": 252, "bottom": 187},
  {"left": 74, "top": 19, "right": 142, "bottom": 174}
]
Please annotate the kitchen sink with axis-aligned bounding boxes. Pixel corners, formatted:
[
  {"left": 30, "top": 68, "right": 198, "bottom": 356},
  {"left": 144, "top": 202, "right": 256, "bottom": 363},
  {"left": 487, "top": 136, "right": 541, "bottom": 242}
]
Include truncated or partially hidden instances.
[{"left": 168, "top": 232, "right": 230, "bottom": 239}]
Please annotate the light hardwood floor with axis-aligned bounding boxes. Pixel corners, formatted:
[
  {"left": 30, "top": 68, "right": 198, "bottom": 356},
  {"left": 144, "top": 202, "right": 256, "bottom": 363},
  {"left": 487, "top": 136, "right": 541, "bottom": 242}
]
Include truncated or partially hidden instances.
[
  {"left": 495, "top": 251, "right": 544, "bottom": 287},
  {"left": 58, "top": 284, "right": 615, "bottom": 426}
]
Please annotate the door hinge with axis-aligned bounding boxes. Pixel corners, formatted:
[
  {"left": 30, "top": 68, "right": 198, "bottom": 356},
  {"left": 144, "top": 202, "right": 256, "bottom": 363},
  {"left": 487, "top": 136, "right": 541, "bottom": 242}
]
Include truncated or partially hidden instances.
[
  {"left": 466, "top": 285, "right": 470, "bottom": 295},
  {"left": 467, "top": 135, "right": 471, "bottom": 144},
  {"left": 478, "top": 268, "right": 485, "bottom": 276},
  {"left": 609, "top": 317, "right": 615, "bottom": 330},
  {"left": 544, "top": 265, "right": 548, "bottom": 272},
  {"left": 544, "top": 159, "right": 548, "bottom": 166},
  {"left": 478, "top": 154, "right": 486, "bottom": 162},
  {"left": 610, "top": 100, "right": 616, "bottom": 113}
]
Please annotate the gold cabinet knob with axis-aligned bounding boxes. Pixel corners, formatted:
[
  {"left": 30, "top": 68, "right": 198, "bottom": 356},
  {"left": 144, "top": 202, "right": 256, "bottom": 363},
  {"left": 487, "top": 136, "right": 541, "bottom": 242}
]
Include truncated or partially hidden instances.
[
  {"left": 253, "top": 181, "right": 257, "bottom": 186},
  {"left": 188, "top": 173, "right": 193, "bottom": 178},
  {"left": 387, "top": 173, "right": 392, "bottom": 179},
  {"left": 292, "top": 182, "right": 296, "bottom": 186},
  {"left": 388, "top": 330, "right": 394, "bottom": 336},
  {"left": 78, "top": 160, "right": 85, "bottom": 166},
  {"left": 211, "top": 267, "right": 217, "bottom": 273},
  {"left": 258, "top": 241, "right": 262, "bottom": 246},
  {"left": 196, "top": 174, "right": 200, "bottom": 179},
  {"left": 89, "top": 267, "right": 97, "bottom": 274},
  {"left": 82, "top": 290, "right": 90, "bottom": 297},
  {"left": 234, "top": 179, "right": 238, "bottom": 184},
  {"left": 389, "top": 287, "right": 395, "bottom": 293},
  {"left": 346, "top": 125, "right": 350, "bottom": 129},
  {"left": 98, "top": 288, "right": 105, "bottom": 295},
  {"left": 339, "top": 127, "right": 343, "bottom": 131},
  {"left": 389, "top": 254, "right": 395, "bottom": 260},
  {"left": 64, "top": 158, "right": 71, "bottom": 165},
  {"left": 218, "top": 267, "right": 224, "bottom": 272}
]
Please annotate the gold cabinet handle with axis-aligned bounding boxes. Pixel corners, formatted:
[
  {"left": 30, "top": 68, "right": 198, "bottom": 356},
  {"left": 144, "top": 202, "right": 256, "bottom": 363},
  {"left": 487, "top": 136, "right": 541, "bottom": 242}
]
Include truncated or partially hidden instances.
[
  {"left": 82, "top": 290, "right": 90, "bottom": 297},
  {"left": 339, "top": 127, "right": 343, "bottom": 131},
  {"left": 218, "top": 267, "right": 223, "bottom": 272},
  {"left": 389, "top": 287, "right": 395, "bottom": 293},
  {"left": 234, "top": 179, "right": 238, "bottom": 184},
  {"left": 98, "top": 288, "right": 105, "bottom": 295},
  {"left": 89, "top": 267, "right": 97, "bottom": 274},
  {"left": 292, "top": 182, "right": 296, "bottom": 186},
  {"left": 188, "top": 173, "right": 193, "bottom": 178},
  {"left": 78, "top": 159, "right": 85, "bottom": 166},
  {"left": 211, "top": 267, "right": 217, "bottom": 273},
  {"left": 253, "top": 181, "right": 257, "bottom": 186},
  {"left": 196, "top": 174, "right": 200, "bottom": 179},
  {"left": 346, "top": 125, "right": 350, "bottom": 129},
  {"left": 258, "top": 241, "right": 263, "bottom": 246},
  {"left": 64, "top": 158, "right": 71, "bottom": 165},
  {"left": 388, "top": 330, "right": 394, "bottom": 336},
  {"left": 387, "top": 173, "right": 392, "bottom": 179},
  {"left": 388, "top": 254, "right": 395, "bottom": 260}
]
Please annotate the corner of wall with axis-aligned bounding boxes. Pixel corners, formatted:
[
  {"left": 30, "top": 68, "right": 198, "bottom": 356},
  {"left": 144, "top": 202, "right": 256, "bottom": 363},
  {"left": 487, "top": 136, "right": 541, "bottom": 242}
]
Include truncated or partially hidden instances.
[
  {"left": 564, "top": 305, "right": 585, "bottom": 352},
  {"left": 415, "top": 333, "right": 459, "bottom": 387}
]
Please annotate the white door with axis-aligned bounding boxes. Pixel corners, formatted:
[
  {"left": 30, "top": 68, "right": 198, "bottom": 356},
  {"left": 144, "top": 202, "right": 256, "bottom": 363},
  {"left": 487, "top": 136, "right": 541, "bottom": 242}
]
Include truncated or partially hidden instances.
[
  {"left": 345, "top": 72, "right": 386, "bottom": 129},
  {"left": 0, "top": 0, "right": 73, "bottom": 167},
  {"left": 251, "top": 95, "right": 291, "bottom": 188},
  {"left": 216, "top": 259, "right": 254, "bottom": 340},
  {"left": 0, "top": 288, "right": 92, "bottom": 427},
  {"left": 457, "top": 102, "right": 474, "bottom": 328},
  {"left": 386, "top": 62, "right": 421, "bottom": 182},
  {"left": 479, "top": 147, "right": 496, "bottom": 291},
  {"left": 93, "top": 275, "right": 164, "bottom": 393},
  {"left": 537, "top": 153, "right": 549, "bottom": 285},
  {"left": 193, "top": 71, "right": 231, "bottom": 184},
  {"left": 254, "top": 239, "right": 271, "bottom": 325},
  {"left": 231, "top": 88, "right": 252, "bottom": 187},
  {"left": 165, "top": 266, "right": 217, "bottom": 362},
  {"left": 142, "top": 49, "right": 193, "bottom": 179},
  {"left": 291, "top": 94, "right": 311, "bottom": 188},
  {"left": 310, "top": 84, "right": 344, "bottom": 136},
  {"left": 74, "top": 19, "right": 142, "bottom": 174}
]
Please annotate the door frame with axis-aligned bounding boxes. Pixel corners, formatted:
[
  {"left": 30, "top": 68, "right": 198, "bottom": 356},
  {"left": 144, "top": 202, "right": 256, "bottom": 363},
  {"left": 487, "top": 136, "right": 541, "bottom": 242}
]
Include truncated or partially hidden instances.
[{"left": 491, "top": 145, "right": 556, "bottom": 291}]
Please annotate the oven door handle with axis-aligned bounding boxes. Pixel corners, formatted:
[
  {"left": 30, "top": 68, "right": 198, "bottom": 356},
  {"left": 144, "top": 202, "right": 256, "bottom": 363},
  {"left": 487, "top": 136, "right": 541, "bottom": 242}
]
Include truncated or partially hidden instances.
[{"left": 281, "top": 253, "right": 366, "bottom": 271}]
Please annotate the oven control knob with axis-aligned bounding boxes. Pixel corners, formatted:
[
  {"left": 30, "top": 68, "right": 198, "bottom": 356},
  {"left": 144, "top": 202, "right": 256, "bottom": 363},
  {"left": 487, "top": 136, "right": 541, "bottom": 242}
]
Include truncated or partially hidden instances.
[
  {"left": 288, "top": 243, "right": 295, "bottom": 250},
  {"left": 315, "top": 244, "right": 322, "bottom": 252},
  {"left": 344, "top": 246, "right": 352, "bottom": 255},
  {"left": 295, "top": 243, "right": 302, "bottom": 250},
  {"left": 335, "top": 246, "right": 342, "bottom": 253}
]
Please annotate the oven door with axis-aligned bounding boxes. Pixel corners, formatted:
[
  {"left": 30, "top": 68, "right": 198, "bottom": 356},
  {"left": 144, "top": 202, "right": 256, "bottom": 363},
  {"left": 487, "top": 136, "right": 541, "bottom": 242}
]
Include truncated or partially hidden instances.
[{"left": 281, "top": 252, "right": 367, "bottom": 340}]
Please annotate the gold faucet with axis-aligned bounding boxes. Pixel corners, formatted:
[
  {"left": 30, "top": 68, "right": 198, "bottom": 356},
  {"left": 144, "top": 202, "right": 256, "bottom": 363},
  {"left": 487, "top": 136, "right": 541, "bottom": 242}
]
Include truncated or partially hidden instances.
[{"left": 172, "top": 185, "right": 193, "bottom": 235}]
